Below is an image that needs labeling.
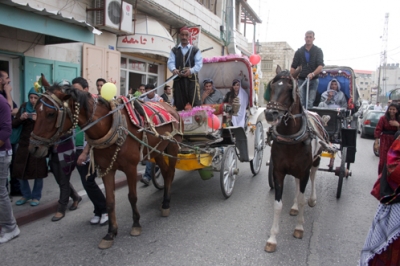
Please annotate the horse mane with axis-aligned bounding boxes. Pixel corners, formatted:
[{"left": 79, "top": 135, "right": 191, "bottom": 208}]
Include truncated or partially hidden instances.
[{"left": 62, "top": 85, "right": 92, "bottom": 113}]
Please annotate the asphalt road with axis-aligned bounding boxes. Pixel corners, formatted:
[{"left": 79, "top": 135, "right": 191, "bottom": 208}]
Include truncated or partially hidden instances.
[{"left": 1, "top": 133, "right": 379, "bottom": 266}]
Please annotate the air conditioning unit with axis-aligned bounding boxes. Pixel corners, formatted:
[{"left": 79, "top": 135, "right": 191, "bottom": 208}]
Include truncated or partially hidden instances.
[{"left": 94, "top": 0, "right": 133, "bottom": 34}]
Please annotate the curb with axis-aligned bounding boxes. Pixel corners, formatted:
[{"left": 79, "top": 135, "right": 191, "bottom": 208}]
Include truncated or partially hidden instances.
[{"left": 15, "top": 172, "right": 143, "bottom": 226}]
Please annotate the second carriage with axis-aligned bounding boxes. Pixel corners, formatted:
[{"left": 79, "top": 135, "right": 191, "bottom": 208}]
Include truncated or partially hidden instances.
[
  {"left": 267, "top": 65, "right": 359, "bottom": 198},
  {"left": 150, "top": 55, "right": 267, "bottom": 198}
]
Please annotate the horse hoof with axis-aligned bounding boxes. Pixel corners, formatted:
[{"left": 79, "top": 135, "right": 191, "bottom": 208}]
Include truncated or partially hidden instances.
[
  {"left": 308, "top": 199, "right": 316, "bottom": 207},
  {"left": 161, "top": 208, "right": 170, "bottom": 217},
  {"left": 293, "top": 229, "right": 303, "bottom": 239},
  {"left": 289, "top": 209, "right": 299, "bottom": 216},
  {"left": 98, "top": 239, "right": 114, "bottom": 249},
  {"left": 265, "top": 242, "right": 276, "bottom": 253},
  {"left": 130, "top": 227, "right": 142, "bottom": 236}
]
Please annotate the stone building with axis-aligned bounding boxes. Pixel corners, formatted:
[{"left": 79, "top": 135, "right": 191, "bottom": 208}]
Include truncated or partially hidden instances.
[
  {"left": 354, "top": 70, "right": 376, "bottom": 102},
  {"left": 376, "top": 63, "right": 400, "bottom": 97},
  {"left": 254, "top": 41, "right": 294, "bottom": 102},
  {"left": 0, "top": 0, "right": 261, "bottom": 103}
]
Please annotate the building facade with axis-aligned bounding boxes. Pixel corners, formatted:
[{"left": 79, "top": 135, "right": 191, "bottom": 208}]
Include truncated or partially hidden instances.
[
  {"left": 354, "top": 69, "right": 376, "bottom": 102},
  {"left": 376, "top": 63, "right": 400, "bottom": 98},
  {"left": 254, "top": 41, "right": 294, "bottom": 102},
  {"left": 0, "top": 0, "right": 261, "bottom": 104}
]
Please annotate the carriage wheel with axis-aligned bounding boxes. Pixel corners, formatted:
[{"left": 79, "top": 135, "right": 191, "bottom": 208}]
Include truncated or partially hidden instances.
[
  {"left": 220, "top": 146, "right": 238, "bottom": 198},
  {"left": 151, "top": 164, "right": 163, "bottom": 190},
  {"left": 336, "top": 147, "right": 347, "bottom": 199},
  {"left": 250, "top": 121, "right": 264, "bottom": 176},
  {"left": 268, "top": 158, "right": 274, "bottom": 189}
]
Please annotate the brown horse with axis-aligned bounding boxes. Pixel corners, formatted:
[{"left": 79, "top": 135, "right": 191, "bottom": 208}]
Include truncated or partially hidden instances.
[
  {"left": 264, "top": 66, "right": 325, "bottom": 252},
  {"left": 29, "top": 83, "right": 182, "bottom": 249}
]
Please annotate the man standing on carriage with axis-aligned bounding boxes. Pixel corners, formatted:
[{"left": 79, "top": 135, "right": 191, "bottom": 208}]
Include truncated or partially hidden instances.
[
  {"left": 167, "top": 26, "right": 203, "bottom": 111},
  {"left": 290, "top": 30, "right": 324, "bottom": 109}
]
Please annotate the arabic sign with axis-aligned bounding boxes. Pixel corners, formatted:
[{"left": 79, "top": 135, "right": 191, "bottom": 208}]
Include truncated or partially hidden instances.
[
  {"left": 117, "top": 34, "right": 175, "bottom": 58},
  {"left": 188, "top": 26, "right": 201, "bottom": 47}
]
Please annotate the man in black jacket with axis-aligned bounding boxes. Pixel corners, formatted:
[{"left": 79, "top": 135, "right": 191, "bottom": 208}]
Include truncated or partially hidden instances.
[{"left": 290, "top": 31, "right": 324, "bottom": 109}]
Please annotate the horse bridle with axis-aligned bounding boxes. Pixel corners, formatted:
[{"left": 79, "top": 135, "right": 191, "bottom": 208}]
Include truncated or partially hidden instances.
[
  {"left": 266, "top": 75, "right": 300, "bottom": 121},
  {"left": 30, "top": 92, "right": 80, "bottom": 147}
]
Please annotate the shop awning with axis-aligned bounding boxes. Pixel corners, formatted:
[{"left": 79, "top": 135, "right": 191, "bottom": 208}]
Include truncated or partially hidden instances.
[
  {"left": 0, "top": 1, "right": 101, "bottom": 45},
  {"left": 117, "top": 15, "right": 175, "bottom": 58}
]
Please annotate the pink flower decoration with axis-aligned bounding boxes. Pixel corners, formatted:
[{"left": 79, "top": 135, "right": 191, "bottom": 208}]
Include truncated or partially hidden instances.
[{"left": 179, "top": 105, "right": 215, "bottom": 118}]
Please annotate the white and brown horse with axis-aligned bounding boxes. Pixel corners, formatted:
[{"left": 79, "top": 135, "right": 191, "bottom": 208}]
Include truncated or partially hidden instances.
[{"left": 264, "top": 66, "right": 328, "bottom": 252}]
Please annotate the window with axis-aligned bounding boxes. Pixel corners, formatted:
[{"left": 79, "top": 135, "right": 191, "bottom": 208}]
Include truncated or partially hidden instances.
[
  {"left": 120, "top": 56, "right": 161, "bottom": 96},
  {"left": 365, "top": 82, "right": 368, "bottom": 85},
  {"left": 261, "top": 60, "right": 273, "bottom": 71},
  {"left": 360, "top": 82, "right": 364, "bottom": 84},
  {"left": 196, "top": 0, "right": 217, "bottom": 14}
]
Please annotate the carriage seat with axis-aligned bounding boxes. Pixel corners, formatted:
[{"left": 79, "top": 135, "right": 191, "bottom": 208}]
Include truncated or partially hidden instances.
[{"left": 308, "top": 107, "right": 347, "bottom": 144}]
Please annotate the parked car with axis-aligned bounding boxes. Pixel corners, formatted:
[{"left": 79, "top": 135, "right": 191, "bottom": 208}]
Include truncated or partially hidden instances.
[
  {"left": 359, "top": 110, "right": 385, "bottom": 138},
  {"left": 360, "top": 104, "right": 375, "bottom": 119}
]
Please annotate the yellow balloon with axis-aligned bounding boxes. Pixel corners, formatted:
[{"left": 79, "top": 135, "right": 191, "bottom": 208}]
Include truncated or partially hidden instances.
[{"left": 101, "top": 82, "right": 117, "bottom": 101}]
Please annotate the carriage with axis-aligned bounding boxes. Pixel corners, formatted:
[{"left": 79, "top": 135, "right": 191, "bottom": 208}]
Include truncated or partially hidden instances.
[
  {"left": 150, "top": 55, "right": 266, "bottom": 198},
  {"left": 268, "top": 65, "right": 359, "bottom": 198}
]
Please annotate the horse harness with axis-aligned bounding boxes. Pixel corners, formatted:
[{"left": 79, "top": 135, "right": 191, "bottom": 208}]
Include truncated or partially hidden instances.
[{"left": 266, "top": 110, "right": 323, "bottom": 147}]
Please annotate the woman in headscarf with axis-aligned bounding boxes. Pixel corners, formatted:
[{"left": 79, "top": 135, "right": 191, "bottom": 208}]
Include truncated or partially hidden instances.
[
  {"left": 360, "top": 132, "right": 400, "bottom": 265},
  {"left": 374, "top": 103, "right": 400, "bottom": 175},
  {"left": 12, "top": 87, "right": 48, "bottom": 206},
  {"left": 223, "top": 79, "right": 249, "bottom": 128},
  {"left": 318, "top": 78, "right": 348, "bottom": 109}
]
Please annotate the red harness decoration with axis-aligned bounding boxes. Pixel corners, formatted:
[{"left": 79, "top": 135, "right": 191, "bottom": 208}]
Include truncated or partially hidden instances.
[
  {"left": 119, "top": 96, "right": 177, "bottom": 127},
  {"left": 142, "top": 101, "right": 177, "bottom": 127},
  {"left": 119, "top": 96, "right": 144, "bottom": 127}
]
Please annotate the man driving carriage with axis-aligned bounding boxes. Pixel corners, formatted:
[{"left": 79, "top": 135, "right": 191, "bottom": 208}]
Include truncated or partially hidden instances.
[
  {"left": 167, "top": 26, "right": 203, "bottom": 111},
  {"left": 290, "top": 30, "right": 324, "bottom": 109}
]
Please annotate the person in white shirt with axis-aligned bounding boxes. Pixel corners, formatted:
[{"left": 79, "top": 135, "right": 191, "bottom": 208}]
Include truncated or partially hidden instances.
[
  {"left": 167, "top": 26, "right": 203, "bottom": 111},
  {"left": 142, "top": 84, "right": 162, "bottom": 103},
  {"left": 374, "top": 102, "right": 383, "bottom": 111}
]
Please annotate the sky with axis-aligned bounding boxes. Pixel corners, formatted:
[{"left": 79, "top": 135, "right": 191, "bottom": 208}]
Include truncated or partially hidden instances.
[{"left": 245, "top": 0, "right": 400, "bottom": 71}]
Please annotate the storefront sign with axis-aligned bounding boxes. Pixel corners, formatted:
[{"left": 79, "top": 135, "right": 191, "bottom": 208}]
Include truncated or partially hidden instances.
[
  {"left": 117, "top": 34, "right": 175, "bottom": 58},
  {"left": 188, "top": 26, "right": 201, "bottom": 47}
]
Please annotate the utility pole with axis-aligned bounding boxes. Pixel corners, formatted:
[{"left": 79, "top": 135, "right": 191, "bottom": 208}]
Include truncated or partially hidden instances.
[{"left": 377, "top": 13, "right": 389, "bottom": 101}]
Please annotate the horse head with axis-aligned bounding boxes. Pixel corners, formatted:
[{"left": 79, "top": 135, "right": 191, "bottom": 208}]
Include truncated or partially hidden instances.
[
  {"left": 264, "top": 65, "right": 301, "bottom": 126},
  {"left": 29, "top": 83, "right": 82, "bottom": 157}
]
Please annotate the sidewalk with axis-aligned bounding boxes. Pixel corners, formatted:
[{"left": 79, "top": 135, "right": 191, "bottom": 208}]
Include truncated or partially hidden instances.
[{"left": 11, "top": 165, "right": 145, "bottom": 226}]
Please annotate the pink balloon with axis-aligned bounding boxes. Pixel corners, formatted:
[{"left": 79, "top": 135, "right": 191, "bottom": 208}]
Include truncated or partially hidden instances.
[
  {"left": 249, "top": 54, "right": 261, "bottom": 65},
  {"left": 208, "top": 114, "right": 220, "bottom": 130}
]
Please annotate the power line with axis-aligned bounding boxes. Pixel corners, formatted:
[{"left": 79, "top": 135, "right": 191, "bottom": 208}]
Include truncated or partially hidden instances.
[{"left": 326, "top": 45, "right": 400, "bottom": 62}]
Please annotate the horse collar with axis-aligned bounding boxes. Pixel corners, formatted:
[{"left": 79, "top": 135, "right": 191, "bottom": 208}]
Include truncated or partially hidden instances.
[{"left": 270, "top": 113, "right": 310, "bottom": 145}]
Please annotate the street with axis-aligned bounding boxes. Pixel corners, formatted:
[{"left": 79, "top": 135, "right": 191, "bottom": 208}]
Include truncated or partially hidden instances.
[{"left": 1, "top": 133, "right": 379, "bottom": 266}]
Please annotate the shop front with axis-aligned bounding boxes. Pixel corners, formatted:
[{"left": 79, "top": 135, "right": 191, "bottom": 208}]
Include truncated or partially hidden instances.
[
  {"left": 116, "top": 14, "right": 175, "bottom": 96},
  {"left": 0, "top": 1, "right": 100, "bottom": 103}
]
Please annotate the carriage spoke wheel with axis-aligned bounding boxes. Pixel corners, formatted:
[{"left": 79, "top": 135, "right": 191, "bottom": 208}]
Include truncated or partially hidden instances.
[
  {"left": 250, "top": 121, "right": 264, "bottom": 176},
  {"left": 151, "top": 164, "right": 164, "bottom": 190},
  {"left": 268, "top": 158, "right": 274, "bottom": 189},
  {"left": 336, "top": 147, "right": 347, "bottom": 199},
  {"left": 220, "top": 146, "right": 238, "bottom": 198}
]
